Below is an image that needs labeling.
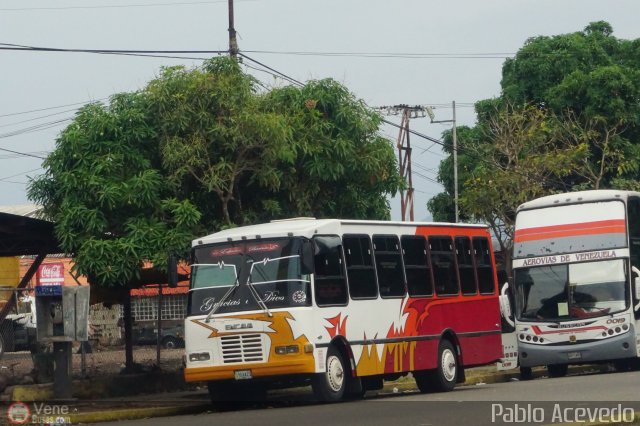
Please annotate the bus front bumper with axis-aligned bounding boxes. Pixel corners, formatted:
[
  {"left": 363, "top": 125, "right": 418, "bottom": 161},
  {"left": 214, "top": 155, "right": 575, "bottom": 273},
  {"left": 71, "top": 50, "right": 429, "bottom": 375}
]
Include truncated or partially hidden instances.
[
  {"left": 184, "top": 357, "right": 316, "bottom": 382},
  {"left": 519, "top": 331, "right": 637, "bottom": 368}
]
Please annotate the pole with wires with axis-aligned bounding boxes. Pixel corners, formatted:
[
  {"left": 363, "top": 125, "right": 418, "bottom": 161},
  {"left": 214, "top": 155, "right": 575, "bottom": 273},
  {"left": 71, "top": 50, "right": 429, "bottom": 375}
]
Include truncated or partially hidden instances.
[
  {"left": 376, "top": 105, "right": 429, "bottom": 222},
  {"left": 427, "top": 101, "right": 458, "bottom": 222},
  {"left": 228, "top": 0, "right": 238, "bottom": 58}
]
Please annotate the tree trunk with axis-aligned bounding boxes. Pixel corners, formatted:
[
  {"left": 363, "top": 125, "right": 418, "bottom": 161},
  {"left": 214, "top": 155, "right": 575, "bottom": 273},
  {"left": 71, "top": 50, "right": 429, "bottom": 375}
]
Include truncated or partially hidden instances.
[{"left": 123, "top": 290, "right": 134, "bottom": 372}]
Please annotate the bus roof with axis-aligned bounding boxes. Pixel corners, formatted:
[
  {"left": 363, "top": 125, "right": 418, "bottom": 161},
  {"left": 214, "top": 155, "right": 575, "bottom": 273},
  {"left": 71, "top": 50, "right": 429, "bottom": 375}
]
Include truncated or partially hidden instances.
[
  {"left": 517, "top": 190, "right": 640, "bottom": 212},
  {"left": 193, "top": 218, "right": 487, "bottom": 246}
]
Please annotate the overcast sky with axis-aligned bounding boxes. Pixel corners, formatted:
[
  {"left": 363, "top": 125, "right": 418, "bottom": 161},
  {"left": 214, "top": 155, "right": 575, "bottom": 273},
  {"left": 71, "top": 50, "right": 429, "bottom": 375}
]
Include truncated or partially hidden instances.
[{"left": 1, "top": 0, "right": 639, "bottom": 221}]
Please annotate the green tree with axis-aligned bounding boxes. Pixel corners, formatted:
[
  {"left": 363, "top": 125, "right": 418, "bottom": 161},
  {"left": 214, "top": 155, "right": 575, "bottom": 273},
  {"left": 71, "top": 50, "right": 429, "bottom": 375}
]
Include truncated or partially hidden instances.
[
  {"left": 147, "top": 59, "right": 293, "bottom": 228},
  {"left": 29, "top": 94, "right": 201, "bottom": 288},
  {"left": 262, "top": 79, "right": 402, "bottom": 220},
  {"left": 28, "top": 93, "right": 201, "bottom": 370},
  {"left": 501, "top": 20, "right": 640, "bottom": 173},
  {"left": 152, "top": 58, "right": 401, "bottom": 226},
  {"left": 429, "top": 22, "right": 640, "bottom": 260}
]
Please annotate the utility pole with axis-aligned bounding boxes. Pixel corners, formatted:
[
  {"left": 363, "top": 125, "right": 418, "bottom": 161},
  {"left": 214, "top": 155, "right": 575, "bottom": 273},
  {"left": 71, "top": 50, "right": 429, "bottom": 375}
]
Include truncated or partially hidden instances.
[
  {"left": 377, "top": 105, "right": 428, "bottom": 222},
  {"left": 228, "top": 0, "right": 239, "bottom": 58},
  {"left": 427, "top": 101, "right": 458, "bottom": 222},
  {"left": 452, "top": 101, "right": 458, "bottom": 223}
]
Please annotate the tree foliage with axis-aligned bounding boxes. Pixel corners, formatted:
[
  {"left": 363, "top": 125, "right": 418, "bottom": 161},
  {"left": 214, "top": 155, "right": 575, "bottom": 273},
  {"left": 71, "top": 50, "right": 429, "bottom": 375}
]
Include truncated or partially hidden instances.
[
  {"left": 28, "top": 93, "right": 201, "bottom": 287},
  {"left": 429, "top": 22, "right": 640, "bottom": 266},
  {"left": 150, "top": 58, "right": 401, "bottom": 229},
  {"left": 28, "top": 56, "right": 401, "bottom": 288},
  {"left": 262, "top": 80, "right": 402, "bottom": 220}
]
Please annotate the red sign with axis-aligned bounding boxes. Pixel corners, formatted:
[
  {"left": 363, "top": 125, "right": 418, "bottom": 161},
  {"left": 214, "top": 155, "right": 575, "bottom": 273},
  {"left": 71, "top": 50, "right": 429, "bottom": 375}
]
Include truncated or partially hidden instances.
[
  {"left": 247, "top": 243, "right": 280, "bottom": 253},
  {"left": 37, "top": 262, "right": 65, "bottom": 286},
  {"left": 211, "top": 247, "right": 243, "bottom": 257}
]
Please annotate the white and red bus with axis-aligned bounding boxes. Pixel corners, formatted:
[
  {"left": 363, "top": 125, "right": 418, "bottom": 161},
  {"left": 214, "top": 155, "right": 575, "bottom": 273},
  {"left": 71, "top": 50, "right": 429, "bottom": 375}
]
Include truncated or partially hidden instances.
[
  {"left": 511, "top": 190, "right": 640, "bottom": 378},
  {"left": 183, "top": 218, "right": 503, "bottom": 402}
]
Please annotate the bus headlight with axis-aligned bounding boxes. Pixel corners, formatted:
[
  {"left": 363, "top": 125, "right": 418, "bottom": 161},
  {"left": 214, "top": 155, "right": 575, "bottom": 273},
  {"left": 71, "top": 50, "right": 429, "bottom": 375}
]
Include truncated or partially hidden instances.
[
  {"left": 275, "top": 345, "right": 299, "bottom": 355},
  {"left": 189, "top": 352, "right": 211, "bottom": 362}
]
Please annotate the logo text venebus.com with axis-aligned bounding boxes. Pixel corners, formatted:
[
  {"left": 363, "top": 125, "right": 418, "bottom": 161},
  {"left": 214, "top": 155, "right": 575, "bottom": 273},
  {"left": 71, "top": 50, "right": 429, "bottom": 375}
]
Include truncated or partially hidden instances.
[{"left": 7, "top": 401, "right": 72, "bottom": 425}]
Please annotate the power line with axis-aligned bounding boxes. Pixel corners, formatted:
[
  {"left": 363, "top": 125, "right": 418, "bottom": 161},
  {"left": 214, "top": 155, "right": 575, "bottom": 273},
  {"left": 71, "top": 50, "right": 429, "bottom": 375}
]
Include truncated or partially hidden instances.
[
  {"left": 0, "top": 117, "right": 72, "bottom": 146},
  {"left": 241, "top": 50, "right": 514, "bottom": 59},
  {"left": 0, "top": 146, "right": 47, "bottom": 160},
  {"left": 413, "top": 162, "right": 439, "bottom": 175},
  {"left": 0, "top": 0, "right": 254, "bottom": 11},
  {"left": 239, "top": 54, "right": 304, "bottom": 86},
  {"left": 0, "top": 168, "right": 42, "bottom": 182},
  {"left": 0, "top": 108, "right": 81, "bottom": 129},
  {"left": 0, "top": 152, "right": 50, "bottom": 160},
  {"left": 0, "top": 43, "right": 516, "bottom": 65},
  {"left": 0, "top": 43, "right": 227, "bottom": 55},
  {"left": 0, "top": 98, "right": 108, "bottom": 119},
  {"left": 0, "top": 43, "right": 222, "bottom": 60}
]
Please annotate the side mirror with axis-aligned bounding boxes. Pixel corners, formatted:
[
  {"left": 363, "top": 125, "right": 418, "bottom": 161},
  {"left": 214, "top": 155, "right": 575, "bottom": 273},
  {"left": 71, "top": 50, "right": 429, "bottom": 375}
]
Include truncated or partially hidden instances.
[
  {"left": 499, "top": 282, "right": 515, "bottom": 327},
  {"left": 632, "top": 266, "right": 640, "bottom": 312},
  {"left": 168, "top": 254, "right": 179, "bottom": 288}
]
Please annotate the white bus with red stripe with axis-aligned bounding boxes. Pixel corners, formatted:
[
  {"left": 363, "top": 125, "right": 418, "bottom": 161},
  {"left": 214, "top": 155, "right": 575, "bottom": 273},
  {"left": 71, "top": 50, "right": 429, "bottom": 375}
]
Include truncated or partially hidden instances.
[
  {"left": 184, "top": 218, "right": 503, "bottom": 402},
  {"left": 511, "top": 190, "right": 640, "bottom": 378}
]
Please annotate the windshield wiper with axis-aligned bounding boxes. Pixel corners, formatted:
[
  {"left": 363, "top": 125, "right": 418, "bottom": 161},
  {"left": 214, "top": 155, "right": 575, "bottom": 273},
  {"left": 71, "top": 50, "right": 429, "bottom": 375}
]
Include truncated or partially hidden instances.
[
  {"left": 205, "top": 276, "right": 239, "bottom": 323},
  {"left": 246, "top": 277, "right": 273, "bottom": 317}
]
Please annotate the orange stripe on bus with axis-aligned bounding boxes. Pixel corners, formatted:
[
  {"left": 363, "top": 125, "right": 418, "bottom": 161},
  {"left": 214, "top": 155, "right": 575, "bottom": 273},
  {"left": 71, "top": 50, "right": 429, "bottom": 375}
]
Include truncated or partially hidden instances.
[{"left": 515, "top": 219, "right": 626, "bottom": 243}]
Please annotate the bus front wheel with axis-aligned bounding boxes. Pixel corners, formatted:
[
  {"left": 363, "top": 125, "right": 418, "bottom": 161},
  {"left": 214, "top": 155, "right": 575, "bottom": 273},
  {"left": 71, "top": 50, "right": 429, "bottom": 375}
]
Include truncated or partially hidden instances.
[
  {"left": 547, "top": 364, "right": 568, "bottom": 378},
  {"left": 312, "top": 346, "right": 346, "bottom": 402}
]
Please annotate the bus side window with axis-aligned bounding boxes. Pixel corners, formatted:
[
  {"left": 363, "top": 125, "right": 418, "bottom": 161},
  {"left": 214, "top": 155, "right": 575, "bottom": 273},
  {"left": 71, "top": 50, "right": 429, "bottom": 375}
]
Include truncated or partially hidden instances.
[
  {"left": 343, "top": 235, "right": 378, "bottom": 299},
  {"left": 456, "top": 236, "right": 477, "bottom": 295},
  {"left": 373, "top": 235, "right": 406, "bottom": 298},
  {"left": 313, "top": 235, "right": 348, "bottom": 306},
  {"left": 401, "top": 235, "right": 434, "bottom": 297},
  {"left": 474, "top": 237, "right": 496, "bottom": 294},
  {"left": 429, "top": 236, "right": 459, "bottom": 296}
]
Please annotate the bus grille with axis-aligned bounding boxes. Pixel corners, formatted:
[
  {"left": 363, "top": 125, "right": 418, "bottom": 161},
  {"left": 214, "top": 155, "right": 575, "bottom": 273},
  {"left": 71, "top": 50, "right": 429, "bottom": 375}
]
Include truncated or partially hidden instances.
[{"left": 220, "top": 334, "right": 264, "bottom": 363}]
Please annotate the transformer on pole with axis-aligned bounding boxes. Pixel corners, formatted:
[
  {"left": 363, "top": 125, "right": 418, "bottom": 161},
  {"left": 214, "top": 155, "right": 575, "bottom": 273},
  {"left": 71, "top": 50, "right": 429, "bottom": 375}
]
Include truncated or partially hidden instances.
[{"left": 377, "top": 105, "right": 428, "bottom": 222}]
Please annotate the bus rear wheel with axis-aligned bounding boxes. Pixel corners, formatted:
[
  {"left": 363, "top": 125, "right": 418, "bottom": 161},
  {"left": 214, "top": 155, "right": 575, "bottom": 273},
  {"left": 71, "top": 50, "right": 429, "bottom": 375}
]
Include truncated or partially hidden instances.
[
  {"left": 519, "top": 366, "right": 533, "bottom": 381},
  {"left": 414, "top": 340, "right": 458, "bottom": 393},
  {"left": 547, "top": 364, "right": 568, "bottom": 378},
  {"left": 312, "top": 346, "right": 346, "bottom": 402}
]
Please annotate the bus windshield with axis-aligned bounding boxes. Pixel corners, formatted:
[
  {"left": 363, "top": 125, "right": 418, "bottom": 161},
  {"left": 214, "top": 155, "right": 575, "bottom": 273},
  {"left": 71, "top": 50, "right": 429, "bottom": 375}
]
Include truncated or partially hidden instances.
[
  {"left": 187, "top": 238, "right": 312, "bottom": 316},
  {"left": 515, "top": 259, "right": 628, "bottom": 321}
]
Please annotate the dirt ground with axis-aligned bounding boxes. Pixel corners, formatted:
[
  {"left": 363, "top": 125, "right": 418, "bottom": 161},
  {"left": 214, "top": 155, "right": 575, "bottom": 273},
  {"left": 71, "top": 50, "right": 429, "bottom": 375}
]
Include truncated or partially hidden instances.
[{"left": 0, "top": 344, "right": 183, "bottom": 386}]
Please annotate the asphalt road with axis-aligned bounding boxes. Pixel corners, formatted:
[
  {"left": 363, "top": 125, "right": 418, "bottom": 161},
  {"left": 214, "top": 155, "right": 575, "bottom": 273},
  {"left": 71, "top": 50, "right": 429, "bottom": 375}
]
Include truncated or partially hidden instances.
[{"left": 95, "top": 370, "right": 640, "bottom": 426}]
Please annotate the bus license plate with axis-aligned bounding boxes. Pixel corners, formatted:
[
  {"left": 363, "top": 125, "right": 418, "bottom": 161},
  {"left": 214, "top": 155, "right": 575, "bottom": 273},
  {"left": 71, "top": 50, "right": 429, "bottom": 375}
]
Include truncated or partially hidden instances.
[
  {"left": 567, "top": 351, "right": 582, "bottom": 360},
  {"left": 234, "top": 370, "right": 252, "bottom": 380}
]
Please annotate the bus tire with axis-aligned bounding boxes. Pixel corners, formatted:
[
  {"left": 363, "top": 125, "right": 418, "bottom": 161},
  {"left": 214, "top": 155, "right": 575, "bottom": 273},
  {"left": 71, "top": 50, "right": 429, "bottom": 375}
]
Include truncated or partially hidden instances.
[
  {"left": 431, "top": 340, "right": 458, "bottom": 392},
  {"left": 613, "top": 359, "right": 636, "bottom": 372},
  {"left": 415, "top": 340, "right": 458, "bottom": 393},
  {"left": 547, "top": 364, "right": 568, "bottom": 378},
  {"left": 312, "top": 346, "right": 346, "bottom": 402},
  {"left": 520, "top": 366, "right": 533, "bottom": 381}
]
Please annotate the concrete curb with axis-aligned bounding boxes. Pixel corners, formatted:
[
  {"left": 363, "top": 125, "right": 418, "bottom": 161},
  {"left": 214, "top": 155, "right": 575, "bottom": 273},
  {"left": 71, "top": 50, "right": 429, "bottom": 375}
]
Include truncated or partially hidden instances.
[
  {"left": 67, "top": 403, "right": 211, "bottom": 424},
  {"left": 7, "top": 370, "right": 189, "bottom": 402}
]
